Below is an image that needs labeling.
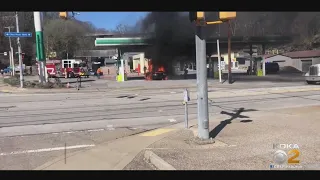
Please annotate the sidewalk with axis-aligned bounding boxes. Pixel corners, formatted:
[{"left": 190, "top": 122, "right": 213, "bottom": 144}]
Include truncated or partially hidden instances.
[
  {"left": 34, "top": 126, "right": 183, "bottom": 170},
  {"left": 35, "top": 105, "right": 320, "bottom": 170},
  {"left": 125, "top": 107, "right": 320, "bottom": 170}
]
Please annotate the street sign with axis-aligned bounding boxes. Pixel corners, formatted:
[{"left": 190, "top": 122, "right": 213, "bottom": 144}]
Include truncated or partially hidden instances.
[
  {"left": 4, "top": 32, "right": 32, "bottom": 38},
  {"left": 47, "top": 52, "right": 57, "bottom": 58},
  {"left": 219, "top": 61, "right": 225, "bottom": 70},
  {"left": 4, "top": 52, "right": 7, "bottom": 56}
]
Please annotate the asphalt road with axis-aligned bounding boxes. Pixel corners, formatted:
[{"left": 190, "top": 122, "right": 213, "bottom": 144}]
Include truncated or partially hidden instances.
[
  {"left": 23, "top": 74, "right": 307, "bottom": 91},
  {"left": 0, "top": 80, "right": 319, "bottom": 170}
]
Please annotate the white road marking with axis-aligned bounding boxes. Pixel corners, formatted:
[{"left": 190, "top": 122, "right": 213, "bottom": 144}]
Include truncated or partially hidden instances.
[
  {"left": 16, "top": 128, "right": 117, "bottom": 138},
  {"left": 168, "top": 118, "right": 176, "bottom": 122},
  {"left": 158, "top": 110, "right": 163, "bottom": 112},
  {"left": 0, "top": 144, "right": 95, "bottom": 156},
  {"left": 106, "top": 125, "right": 115, "bottom": 130},
  {"left": 88, "top": 129, "right": 104, "bottom": 132},
  {"left": 170, "top": 92, "right": 176, "bottom": 94}
]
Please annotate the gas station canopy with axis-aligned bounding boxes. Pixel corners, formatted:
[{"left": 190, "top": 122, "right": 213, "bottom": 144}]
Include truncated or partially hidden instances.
[{"left": 95, "top": 37, "right": 149, "bottom": 46}]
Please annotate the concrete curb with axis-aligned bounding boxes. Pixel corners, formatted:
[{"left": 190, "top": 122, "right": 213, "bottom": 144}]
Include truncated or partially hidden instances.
[{"left": 144, "top": 150, "right": 176, "bottom": 170}]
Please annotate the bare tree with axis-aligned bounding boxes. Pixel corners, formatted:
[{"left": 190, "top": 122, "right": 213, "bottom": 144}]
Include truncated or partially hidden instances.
[
  {"left": 115, "top": 24, "right": 133, "bottom": 34},
  {"left": 43, "top": 19, "right": 96, "bottom": 59},
  {"left": 230, "top": 19, "right": 239, "bottom": 36}
]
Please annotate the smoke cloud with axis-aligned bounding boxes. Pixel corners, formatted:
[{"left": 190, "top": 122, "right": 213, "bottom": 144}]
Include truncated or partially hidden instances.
[{"left": 139, "top": 12, "right": 196, "bottom": 74}]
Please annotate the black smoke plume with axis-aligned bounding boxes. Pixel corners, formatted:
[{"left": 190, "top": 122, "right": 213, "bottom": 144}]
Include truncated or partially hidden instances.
[{"left": 139, "top": 12, "right": 196, "bottom": 74}]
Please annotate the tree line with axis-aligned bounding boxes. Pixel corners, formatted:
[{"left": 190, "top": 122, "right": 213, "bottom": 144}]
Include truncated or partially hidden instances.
[{"left": 0, "top": 12, "right": 113, "bottom": 66}]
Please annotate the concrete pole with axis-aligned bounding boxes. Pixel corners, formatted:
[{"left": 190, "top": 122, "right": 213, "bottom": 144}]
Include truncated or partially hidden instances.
[
  {"left": 4, "top": 26, "right": 14, "bottom": 76},
  {"left": 262, "top": 58, "right": 266, "bottom": 76},
  {"left": 45, "top": 66, "right": 48, "bottom": 82},
  {"left": 117, "top": 48, "right": 121, "bottom": 71},
  {"left": 249, "top": 44, "right": 253, "bottom": 75},
  {"left": 120, "top": 59, "right": 125, "bottom": 81},
  {"left": 227, "top": 20, "right": 232, "bottom": 84},
  {"left": 33, "top": 12, "right": 46, "bottom": 83},
  {"left": 217, "top": 39, "right": 222, "bottom": 83},
  {"left": 10, "top": 47, "right": 14, "bottom": 76},
  {"left": 140, "top": 53, "right": 145, "bottom": 74},
  {"left": 15, "top": 12, "right": 23, "bottom": 88},
  {"left": 195, "top": 25, "right": 209, "bottom": 140},
  {"left": 8, "top": 50, "right": 12, "bottom": 74},
  {"left": 262, "top": 44, "right": 266, "bottom": 76},
  {"left": 208, "top": 56, "right": 212, "bottom": 78}
]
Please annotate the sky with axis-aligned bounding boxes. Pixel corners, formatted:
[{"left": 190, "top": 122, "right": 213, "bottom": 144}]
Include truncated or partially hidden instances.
[{"left": 76, "top": 12, "right": 149, "bottom": 30}]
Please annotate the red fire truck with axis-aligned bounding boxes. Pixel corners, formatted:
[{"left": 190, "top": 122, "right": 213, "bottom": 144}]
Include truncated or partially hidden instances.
[{"left": 39, "top": 59, "right": 87, "bottom": 78}]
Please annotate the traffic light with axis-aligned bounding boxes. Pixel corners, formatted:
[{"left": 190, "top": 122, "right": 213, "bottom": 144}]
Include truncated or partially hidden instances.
[
  {"left": 59, "top": 12, "right": 68, "bottom": 19},
  {"left": 189, "top": 11, "right": 205, "bottom": 22},
  {"left": 197, "top": 12, "right": 205, "bottom": 20},
  {"left": 219, "top": 12, "right": 236, "bottom": 21}
]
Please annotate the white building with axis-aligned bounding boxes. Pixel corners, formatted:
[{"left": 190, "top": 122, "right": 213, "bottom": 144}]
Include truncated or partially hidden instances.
[{"left": 263, "top": 50, "right": 320, "bottom": 72}]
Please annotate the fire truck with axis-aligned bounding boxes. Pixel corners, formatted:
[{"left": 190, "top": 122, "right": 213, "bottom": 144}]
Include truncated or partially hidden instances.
[{"left": 39, "top": 59, "right": 87, "bottom": 78}]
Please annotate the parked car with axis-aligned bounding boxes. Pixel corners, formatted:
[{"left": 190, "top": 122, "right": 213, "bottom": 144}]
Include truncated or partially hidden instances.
[
  {"left": 152, "top": 71, "right": 167, "bottom": 80},
  {"left": 3, "top": 67, "right": 11, "bottom": 73},
  {"left": 88, "top": 69, "right": 95, "bottom": 76},
  {"left": 265, "top": 62, "right": 279, "bottom": 74}
]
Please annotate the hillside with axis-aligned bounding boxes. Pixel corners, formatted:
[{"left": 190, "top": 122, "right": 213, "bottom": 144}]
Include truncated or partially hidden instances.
[{"left": 140, "top": 12, "right": 320, "bottom": 51}]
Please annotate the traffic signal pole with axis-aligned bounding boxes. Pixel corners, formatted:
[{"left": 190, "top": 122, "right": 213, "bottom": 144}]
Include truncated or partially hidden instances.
[
  {"left": 195, "top": 25, "right": 209, "bottom": 140},
  {"left": 189, "top": 11, "right": 236, "bottom": 140},
  {"left": 33, "top": 12, "right": 46, "bottom": 83}
]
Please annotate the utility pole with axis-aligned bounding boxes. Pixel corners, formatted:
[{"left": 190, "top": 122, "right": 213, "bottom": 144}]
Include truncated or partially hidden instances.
[
  {"left": 227, "top": 20, "right": 232, "bottom": 84},
  {"left": 195, "top": 25, "right": 209, "bottom": 139},
  {"left": 217, "top": 24, "right": 222, "bottom": 83},
  {"left": 15, "top": 12, "right": 24, "bottom": 88},
  {"left": 33, "top": 12, "right": 46, "bottom": 83},
  {"left": 217, "top": 39, "right": 222, "bottom": 83},
  {"left": 4, "top": 26, "right": 15, "bottom": 76}
]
